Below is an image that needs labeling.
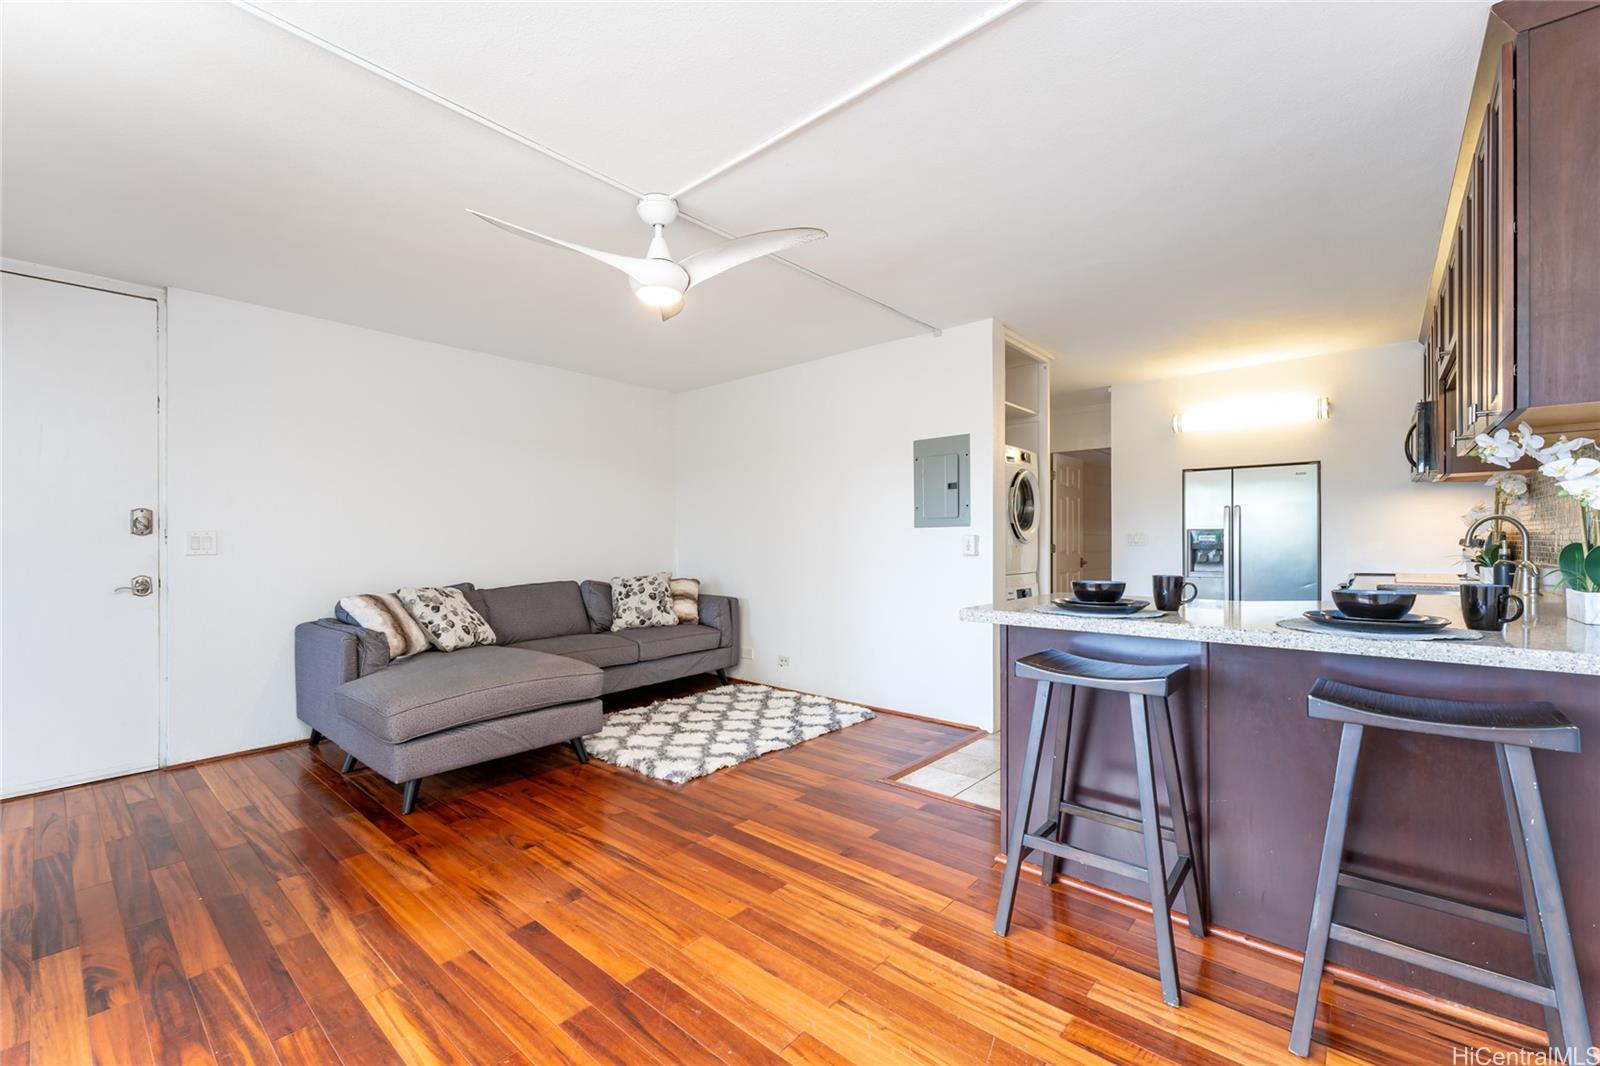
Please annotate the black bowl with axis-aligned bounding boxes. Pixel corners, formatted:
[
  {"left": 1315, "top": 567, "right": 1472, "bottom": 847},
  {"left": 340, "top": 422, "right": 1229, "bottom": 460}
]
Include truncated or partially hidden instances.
[
  {"left": 1331, "top": 588, "right": 1416, "bottom": 621},
  {"left": 1072, "top": 579, "right": 1126, "bottom": 604}
]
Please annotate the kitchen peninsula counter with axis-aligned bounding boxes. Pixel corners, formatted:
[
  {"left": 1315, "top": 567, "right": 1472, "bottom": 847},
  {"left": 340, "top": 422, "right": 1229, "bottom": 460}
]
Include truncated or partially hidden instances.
[
  {"left": 960, "top": 594, "right": 1600, "bottom": 675},
  {"left": 965, "top": 594, "right": 1600, "bottom": 1032}
]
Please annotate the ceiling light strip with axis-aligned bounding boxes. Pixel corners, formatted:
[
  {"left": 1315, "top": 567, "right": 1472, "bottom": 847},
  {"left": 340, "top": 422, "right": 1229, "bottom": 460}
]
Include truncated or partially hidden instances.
[
  {"left": 227, "top": 0, "right": 942, "bottom": 337},
  {"left": 669, "top": 0, "right": 1031, "bottom": 200}
]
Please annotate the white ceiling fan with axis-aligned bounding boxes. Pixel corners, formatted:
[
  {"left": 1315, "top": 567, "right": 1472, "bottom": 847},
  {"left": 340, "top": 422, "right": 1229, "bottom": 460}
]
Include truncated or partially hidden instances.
[{"left": 468, "top": 194, "right": 825, "bottom": 321}]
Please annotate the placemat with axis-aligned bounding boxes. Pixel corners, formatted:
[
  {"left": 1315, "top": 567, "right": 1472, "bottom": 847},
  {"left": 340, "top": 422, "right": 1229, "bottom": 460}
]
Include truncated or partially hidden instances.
[
  {"left": 1035, "top": 605, "right": 1169, "bottom": 620},
  {"left": 1275, "top": 616, "right": 1484, "bottom": 641}
]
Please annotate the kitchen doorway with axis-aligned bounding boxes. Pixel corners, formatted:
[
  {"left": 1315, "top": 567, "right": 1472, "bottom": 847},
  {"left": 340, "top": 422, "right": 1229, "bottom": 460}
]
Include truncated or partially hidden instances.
[{"left": 1052, "top": 448, "right": 1111, "bottom": 588}]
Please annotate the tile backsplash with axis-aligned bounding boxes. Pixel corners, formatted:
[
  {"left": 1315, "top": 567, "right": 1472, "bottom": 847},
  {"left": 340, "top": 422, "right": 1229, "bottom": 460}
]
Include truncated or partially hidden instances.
[{"left": 1506, "top": 477, "right": 1585, "bottom": 568}]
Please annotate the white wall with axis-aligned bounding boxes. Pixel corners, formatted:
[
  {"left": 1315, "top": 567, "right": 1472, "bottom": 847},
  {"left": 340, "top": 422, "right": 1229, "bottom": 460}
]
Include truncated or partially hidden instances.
[
  {"left": 673, "top": 320, "right": 1001, "bottom": 729},
  {"left": 1110, "top": 342, "right": 1483, "bottom": 595},
  {"left": 163, "top": 291, "right": 676, "bottom": 763},
  {"left": 1051, "top": 399, "right": 1111, "bottom": 453}
]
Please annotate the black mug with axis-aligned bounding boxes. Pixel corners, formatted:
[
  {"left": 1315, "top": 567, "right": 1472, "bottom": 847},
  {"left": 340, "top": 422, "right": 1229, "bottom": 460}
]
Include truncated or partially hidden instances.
[
  {"left": 1460, "top": 582, "right": 1524, "bottom": 631},
  {"left": 1152, "top": 574, "right": 1198, "bottom": 611}
]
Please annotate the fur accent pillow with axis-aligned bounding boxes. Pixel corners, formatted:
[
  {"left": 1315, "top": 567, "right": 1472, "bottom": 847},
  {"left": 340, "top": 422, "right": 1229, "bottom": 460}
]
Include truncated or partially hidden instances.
[
  {"left": 396, "top": 586, "right": 498, "bottom": 651},
  {"left": 335, "top": 593, "right": 430, "bottom": 660},
  {"left": 609, "top": 573, "right": 677, "bottom": 631},
  {"left": 669, "top": 578, "right": 700, "bottom": 625}
]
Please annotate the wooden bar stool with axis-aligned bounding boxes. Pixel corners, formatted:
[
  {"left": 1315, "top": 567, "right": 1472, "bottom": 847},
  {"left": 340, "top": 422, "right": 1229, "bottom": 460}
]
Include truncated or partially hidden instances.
[
  {"left": 994, "top": 648, "right": 1207, "bottom": 1007},
  {"left": 1289, "top": 679, "right": 1590, "bottom": 1058}
]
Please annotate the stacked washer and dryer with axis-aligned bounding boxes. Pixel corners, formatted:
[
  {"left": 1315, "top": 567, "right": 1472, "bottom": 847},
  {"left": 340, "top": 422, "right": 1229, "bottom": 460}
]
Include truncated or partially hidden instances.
[{"left": 1003, "top": 446, "right": 1040, "bottom": 602}]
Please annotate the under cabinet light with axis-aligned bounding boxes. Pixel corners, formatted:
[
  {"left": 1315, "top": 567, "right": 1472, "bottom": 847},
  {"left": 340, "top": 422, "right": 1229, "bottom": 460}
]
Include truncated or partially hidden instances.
[{"left": 1172, "top": 394, "right": 1331, "bottom": 434}]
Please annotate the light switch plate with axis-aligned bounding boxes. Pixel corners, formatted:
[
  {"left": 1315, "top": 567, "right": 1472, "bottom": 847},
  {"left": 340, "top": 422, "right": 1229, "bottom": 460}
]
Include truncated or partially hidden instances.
[
  {"left": 963, "top": 534, "right": 979, "bottom": 556},
  {"left": 186, "top": 530, "right": 219, "bottom": 556},
  {"left": 1125, "top": 532, "right": 1148, "bottom": 547}
]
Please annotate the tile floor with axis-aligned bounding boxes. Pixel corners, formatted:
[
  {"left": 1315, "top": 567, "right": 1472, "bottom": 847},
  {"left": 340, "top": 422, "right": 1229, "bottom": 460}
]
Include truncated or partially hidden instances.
[{"left": 896, "top": 730, "right": 1001, "bottom": 809}]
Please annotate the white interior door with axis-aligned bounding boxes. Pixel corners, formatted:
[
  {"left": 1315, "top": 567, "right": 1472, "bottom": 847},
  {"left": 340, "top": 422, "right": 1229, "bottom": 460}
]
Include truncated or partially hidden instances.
[
  {"left": 3, "top": 271, "right": 161, "bottom": 796},
  {"left": 1052, "top": 454, "right": 1084, "bottom": 589}
]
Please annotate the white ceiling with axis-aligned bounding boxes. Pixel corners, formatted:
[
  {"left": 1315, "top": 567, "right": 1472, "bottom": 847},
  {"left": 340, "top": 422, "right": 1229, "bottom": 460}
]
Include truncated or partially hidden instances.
[{"left": 1, "top": 2, "right": 1488, "bottom": 393}]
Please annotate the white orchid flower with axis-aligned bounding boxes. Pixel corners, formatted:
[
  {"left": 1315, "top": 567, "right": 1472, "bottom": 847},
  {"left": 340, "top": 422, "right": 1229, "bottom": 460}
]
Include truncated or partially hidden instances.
[
  {"left": 1486, "top": 471, "right": 1529, "bottom": 497},
  {"left": 1515, "top": 423, "right": 1547, "bottom": 455},
  {"left": 1540, "top": 454, "right": 1600, "bottom": 481},
  {"left": 1461, "top": 502, "right": 1493, "bottom": 525},
  {"left": 1558, "top": 474, "right": 1600, "bottom": 509},
  {"left": 1541, "top": 436, "right": 1595, "bottom": 460},
  {"left": 1472, "top": 427, "right": 1522, "bottom": 468}
]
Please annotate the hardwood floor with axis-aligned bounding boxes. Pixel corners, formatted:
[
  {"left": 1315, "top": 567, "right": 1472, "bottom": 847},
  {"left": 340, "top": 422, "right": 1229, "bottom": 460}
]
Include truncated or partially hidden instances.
[{"left": 1, "top": 678, "right": 1540, "bottom": 1065}]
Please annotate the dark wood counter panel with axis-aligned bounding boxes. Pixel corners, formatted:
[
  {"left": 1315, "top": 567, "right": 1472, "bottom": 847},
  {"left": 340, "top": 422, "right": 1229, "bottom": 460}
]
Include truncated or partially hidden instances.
[{"left": 998, "top": 623, "right": 1600, "bottom": 1029}]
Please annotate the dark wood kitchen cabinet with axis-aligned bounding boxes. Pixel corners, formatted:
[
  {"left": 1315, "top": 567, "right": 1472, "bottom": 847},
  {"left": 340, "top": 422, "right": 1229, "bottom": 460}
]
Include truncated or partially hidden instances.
[{"left": 1418, "top": 2, "right": 1600, "bottom": 477}]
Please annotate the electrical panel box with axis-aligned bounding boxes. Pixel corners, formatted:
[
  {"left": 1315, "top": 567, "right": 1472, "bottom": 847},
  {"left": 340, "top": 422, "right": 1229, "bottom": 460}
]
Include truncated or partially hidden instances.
[{"left": 913, "top": 434, "right": 970, "bottom": 528}]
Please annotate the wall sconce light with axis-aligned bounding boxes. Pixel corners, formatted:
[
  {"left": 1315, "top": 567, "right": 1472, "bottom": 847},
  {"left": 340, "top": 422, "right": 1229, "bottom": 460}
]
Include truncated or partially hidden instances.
[{"left": 1172, "top": 394, "right": 1331, "bottom": 434}]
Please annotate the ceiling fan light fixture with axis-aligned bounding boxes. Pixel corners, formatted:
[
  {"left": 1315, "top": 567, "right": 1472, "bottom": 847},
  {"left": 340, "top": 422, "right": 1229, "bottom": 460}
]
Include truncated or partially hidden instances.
[
  {"left": 470, "top": 195, "right": 823, "bottom": 323},
  {"left": 634, "top": 284, "right": 684, "bottom": 309}
]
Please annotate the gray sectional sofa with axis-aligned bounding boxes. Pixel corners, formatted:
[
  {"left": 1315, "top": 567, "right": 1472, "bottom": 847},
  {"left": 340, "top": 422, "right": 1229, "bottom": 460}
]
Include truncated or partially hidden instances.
[{"left": 294, "top": 579, "right": 738, "bottom": 813}]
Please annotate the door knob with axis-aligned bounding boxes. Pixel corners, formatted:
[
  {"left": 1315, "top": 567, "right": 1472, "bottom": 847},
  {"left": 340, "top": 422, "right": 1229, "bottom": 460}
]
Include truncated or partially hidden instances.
[{"left": 115, "top": 576, "right": 154, "bottom": 597}]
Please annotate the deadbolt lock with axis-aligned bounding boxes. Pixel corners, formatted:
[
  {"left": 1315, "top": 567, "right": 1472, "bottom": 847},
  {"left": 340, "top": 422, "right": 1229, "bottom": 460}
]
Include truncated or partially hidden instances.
[{"left": 130, "top": 507, "right": 154, "bottom": 536}]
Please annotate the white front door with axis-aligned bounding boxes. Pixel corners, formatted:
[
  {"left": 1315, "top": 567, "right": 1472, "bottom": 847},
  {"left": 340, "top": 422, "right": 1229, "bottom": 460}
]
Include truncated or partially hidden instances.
[
  {"left": 1052, "top": 453, "right": 1084, "bottom": 590},
  {"left": 2, "top": 271, "right": 161, "bottom": 796}
]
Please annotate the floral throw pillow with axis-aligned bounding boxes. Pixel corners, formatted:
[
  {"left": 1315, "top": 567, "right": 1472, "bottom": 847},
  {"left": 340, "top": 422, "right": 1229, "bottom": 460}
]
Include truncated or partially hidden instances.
[
  {"left": 610, "top": 573, "right": 677, "bottom": 631},
  {"left": 396, "top": 586, "right": 498, "bottom": 651}
]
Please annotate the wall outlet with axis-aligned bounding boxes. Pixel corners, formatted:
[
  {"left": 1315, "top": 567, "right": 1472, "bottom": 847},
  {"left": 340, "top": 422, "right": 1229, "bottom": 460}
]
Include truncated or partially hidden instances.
[
  {"left": 777, "top": 655, "right": 790, "bottom": 668},
  {"left": 741, "top": 649, "right": 753, "bottom": 661}
]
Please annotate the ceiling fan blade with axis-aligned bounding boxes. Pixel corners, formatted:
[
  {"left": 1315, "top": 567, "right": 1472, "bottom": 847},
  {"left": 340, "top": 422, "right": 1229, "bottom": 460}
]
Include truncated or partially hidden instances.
[
  {"left": 680, "top": 227, "right": 826, "bottom": 288},
  {"left": 467, "top": 209, "right": 652, "bottom": 281}
]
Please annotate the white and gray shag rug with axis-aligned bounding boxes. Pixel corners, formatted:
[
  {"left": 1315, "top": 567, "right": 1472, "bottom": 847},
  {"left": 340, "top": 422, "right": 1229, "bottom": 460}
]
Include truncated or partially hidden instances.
[{"left": 584, "top": 684, "right": 875, "bottom": 784}]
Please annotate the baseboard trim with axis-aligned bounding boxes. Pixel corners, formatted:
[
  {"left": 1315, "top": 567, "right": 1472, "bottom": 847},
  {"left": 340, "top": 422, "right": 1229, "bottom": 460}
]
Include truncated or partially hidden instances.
[
  {"left": 0, "top": 738, "right": 307, "bottom": 804},
  {"left": 163, "top": 738, "right": 307, "bottom": 773},
  {"left": 993, "top": 852, "right": 1547, "bottom": 1048},
  {"left": 726, "top": 676, "right": 986, "bottom": 733},
  {"left": 1, "top": 759, "right": 159, "bottom": 801}
]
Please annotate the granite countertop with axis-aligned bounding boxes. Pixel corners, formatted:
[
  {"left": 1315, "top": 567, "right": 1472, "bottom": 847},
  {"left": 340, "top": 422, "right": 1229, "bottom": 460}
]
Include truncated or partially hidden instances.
[{"left": 960, "top": 594, "right": 1600, "bottom": 676}]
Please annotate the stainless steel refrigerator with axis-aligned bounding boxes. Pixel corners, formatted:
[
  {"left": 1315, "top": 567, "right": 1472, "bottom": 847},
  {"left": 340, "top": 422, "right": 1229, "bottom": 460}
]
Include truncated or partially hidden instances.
[{"left": 1183, "top": 463, "right": 1320, "bottom": 600}]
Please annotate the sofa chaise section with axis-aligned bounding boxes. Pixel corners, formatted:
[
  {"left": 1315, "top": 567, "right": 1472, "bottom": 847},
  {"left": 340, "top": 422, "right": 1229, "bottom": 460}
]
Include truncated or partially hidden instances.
[
  {"left": 334, "top": 646, "right": 600, "bottom": 744},
  {"left": 295, "top": 621, "right": 603, "bottom": 813}
]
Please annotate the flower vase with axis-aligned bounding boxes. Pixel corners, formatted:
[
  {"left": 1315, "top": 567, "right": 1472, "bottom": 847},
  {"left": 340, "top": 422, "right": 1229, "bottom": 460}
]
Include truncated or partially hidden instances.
[{"left": 1567, "top": 588, "right": 1600, "bottom": 626}]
